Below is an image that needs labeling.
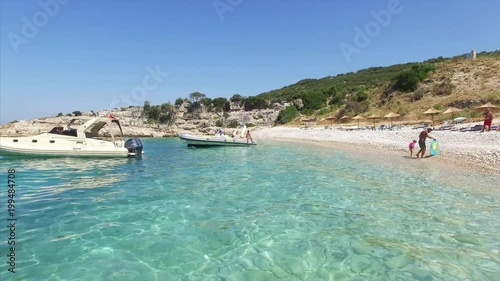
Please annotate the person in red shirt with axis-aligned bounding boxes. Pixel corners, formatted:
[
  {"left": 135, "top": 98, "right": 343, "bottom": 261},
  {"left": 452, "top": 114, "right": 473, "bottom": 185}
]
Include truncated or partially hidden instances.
[{"left": 480, "top": 108, "right": 494, "bottom": 132}]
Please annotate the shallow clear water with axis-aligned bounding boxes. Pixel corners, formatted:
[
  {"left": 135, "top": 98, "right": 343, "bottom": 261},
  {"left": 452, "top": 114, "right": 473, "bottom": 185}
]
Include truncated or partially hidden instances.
[{"left": 0, "top": 138, "right": 499, "bottom": 280}]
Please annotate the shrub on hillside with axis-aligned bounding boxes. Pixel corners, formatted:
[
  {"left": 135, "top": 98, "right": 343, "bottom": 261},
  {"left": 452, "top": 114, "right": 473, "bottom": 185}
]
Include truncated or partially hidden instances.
[
  {"left": 434, "top": 78, "right": 454, "bottom": 96},
  {"left": 330, "top": 92, "right": 345, "bottom": 106},
  {"left": 301, "top": 92, "right": 326, "bottom": 110},
  {"left": 201, "top": 98, "right": 213, "bottom": 110},
  {"left": 317, "top": 108, "right": 330, "bottom": 115},
  {"left": 345, "top": 101, "right": 369, "bottom": 114},
  {"left": 353, "top": 92, "right": 369, "bottom": 102},
  {"left": 175, "top": 98, "right": 184, "bottom": 106},
  {"left": 335, "top": 107, "right": 348, "bottom": 119},
  {"left": 275, "top": 105, "right": 298, "bottom": 125},
  {"left": 228, "top": 119, "right": 239, "bottom": 128},
  {"left": 393, "top": 70, "right": 420, "bottom": 92},
  {"left": 393, "top": 63, "right": 435, "bottom": 92},
  {"left": 411, "top": 88, "right": 426, "bottom": 101},
  {"left": 244, "top": 96, "right": 268, "bottom": 111},
  {"left": 213, "top": 97, "right": 230, "bottom": 112},
  {"left": 398, "top": 106, "right": 410, "bottom": 115},
  {"left": 301, "top": 109, "right": 314, "bottom": 116}
]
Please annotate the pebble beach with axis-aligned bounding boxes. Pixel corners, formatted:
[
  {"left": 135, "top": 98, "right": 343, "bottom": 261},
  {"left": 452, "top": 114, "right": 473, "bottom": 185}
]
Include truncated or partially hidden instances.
[{"left": 252, "top": 124, "right": 500, "bottom": 175}]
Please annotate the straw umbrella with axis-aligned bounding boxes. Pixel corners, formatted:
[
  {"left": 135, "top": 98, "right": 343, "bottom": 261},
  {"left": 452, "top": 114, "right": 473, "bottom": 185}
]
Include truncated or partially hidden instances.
[
  {"left": 325, "top": 116, "right": 336, "bottom": 127},
  {"left": 475, "top": 102, "right": 500, "bottom": 111},
  {"left": 383, "top": 112, "right": 400, "bottom": 128},
  {"left": 300, "top": 117, "right": 312, "bottom": 128},
  {"left": 352, "top": 114, "right": 365, "bottom": 128},
  {"left": 339, "top": 115, "right": 351, "bottom": 122},
  {"left": 442, "top": 107, "right": 463, "bottom": 123},
  {"left": 367, "top": 114, "right": 381, "bottom": 129},
  {"left": 423, "top": 108, "right": 441, "bottom": 125}
]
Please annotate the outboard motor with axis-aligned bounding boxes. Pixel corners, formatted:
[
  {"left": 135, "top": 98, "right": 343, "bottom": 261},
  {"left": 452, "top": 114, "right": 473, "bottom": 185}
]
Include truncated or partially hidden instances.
[{"left": 125, "top": 138, "right": 143, "bottom": 157}]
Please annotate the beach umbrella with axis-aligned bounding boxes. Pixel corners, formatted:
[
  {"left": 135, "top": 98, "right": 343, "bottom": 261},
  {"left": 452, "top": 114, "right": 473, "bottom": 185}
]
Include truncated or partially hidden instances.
[
  {"left": 442, "top": 107, "right": 463, "bottom": 122},
  {"left": 423, "top": 108, "right": 441, "bottom": 125},
  {"left": 475, "top": 102, "right": 500, "bottom": 111},
  {"left": 324, "top": 116, "right": 336, "bottom": 126},
  {"left": 367, "top": 114, "right": 381, "bottom": 128},
  {"left": 300, "top": 117, "right": 312, "bottom": 124},
  {"left": 339, "top": 115, "right": 351, "bottom": 123},
  {"left": 300, "top": 117, "right": 313, "bottom": 128},
  {"left": 383, "top": 112, "right": 400, "bottom": 127},
  {"left": 352, "top": 114, "right": 365, "bottom": 128}
]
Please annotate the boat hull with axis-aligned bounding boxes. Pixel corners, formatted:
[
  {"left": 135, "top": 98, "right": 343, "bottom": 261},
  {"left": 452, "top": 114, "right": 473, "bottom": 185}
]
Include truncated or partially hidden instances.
[
  {"left": 0, "top": 135, "right": 132, "bottom": 157},
  {"left": 179, "top": 134, "right": 256, "bottom": 147}
]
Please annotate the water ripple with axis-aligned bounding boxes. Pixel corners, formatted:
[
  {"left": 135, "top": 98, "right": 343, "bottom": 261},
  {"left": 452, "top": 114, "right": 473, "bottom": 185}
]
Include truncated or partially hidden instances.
[{"left": 0, "top": 139, "right": 498, "bottom": 280}]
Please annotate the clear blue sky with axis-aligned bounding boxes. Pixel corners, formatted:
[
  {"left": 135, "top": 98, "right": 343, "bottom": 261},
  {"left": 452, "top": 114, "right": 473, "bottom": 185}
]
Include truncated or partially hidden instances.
[{"left": 1, "top": 0, "right": 499, "bottom": 124}]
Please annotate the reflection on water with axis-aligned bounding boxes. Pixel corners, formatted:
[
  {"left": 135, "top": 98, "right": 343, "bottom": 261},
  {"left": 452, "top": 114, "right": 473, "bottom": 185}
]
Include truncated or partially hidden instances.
[{"left": 3, "top": 156, "right": 133, "bottom": 196}]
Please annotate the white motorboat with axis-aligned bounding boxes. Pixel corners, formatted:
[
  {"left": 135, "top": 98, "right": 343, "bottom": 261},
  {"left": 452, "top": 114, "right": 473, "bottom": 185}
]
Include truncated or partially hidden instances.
[
  {"left": 0, "top": 115, "right": 143, "bottom": 157},
  {"left": 179, "top": 126, "right": 256, "bottom": 147}
]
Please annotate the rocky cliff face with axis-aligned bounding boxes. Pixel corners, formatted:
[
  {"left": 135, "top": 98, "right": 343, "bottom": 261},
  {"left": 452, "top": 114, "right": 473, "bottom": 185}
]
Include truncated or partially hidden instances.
[{"left": 0, "top": 102, "right": 283, "bottom": 137}]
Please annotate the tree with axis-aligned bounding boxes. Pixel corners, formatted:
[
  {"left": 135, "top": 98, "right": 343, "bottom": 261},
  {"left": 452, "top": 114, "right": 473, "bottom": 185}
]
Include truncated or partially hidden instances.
[
  {"left": 72, "top": 111, "right": 82, "bottom": 116},
  {"left": 175, "top": 98, "right": 184, "bottom": 106},
  {"left": 188, "top": 92, "right": 206, "bottom": 115},
  {"left": 158, "top": 103, "right": 175, "bottom": 124},
  {"left": 230, "top": 94, "right": 242, "bottom": 102},
  {"left": 244, "top": 96, "right": 268, "bottom": 111},
  {"left": 56, "top": 112, "right": 63, "bottom": 117},
  {"left": 213, "top": 97, "right": 230, "bottom": 112},
  {"left": 143, "top": 101, "right": 151, "bottom": 118},
  {"left": 201, "top": 97, "right": 213, "bottom": 111},
  {"left": 144, "top": 100, "right": 151, "bottom": 112},
  {"left": 189, "top": 92, "right": 206, "bottom": 104},
  {"left": 148, "top": 106, "right": 161, "bottom": 122}
]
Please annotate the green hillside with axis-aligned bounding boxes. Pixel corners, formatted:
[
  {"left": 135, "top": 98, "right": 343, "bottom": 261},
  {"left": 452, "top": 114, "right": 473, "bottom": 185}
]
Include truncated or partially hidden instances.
[{"left": 256, "top": 50, "right": 500, "bottom": 124}]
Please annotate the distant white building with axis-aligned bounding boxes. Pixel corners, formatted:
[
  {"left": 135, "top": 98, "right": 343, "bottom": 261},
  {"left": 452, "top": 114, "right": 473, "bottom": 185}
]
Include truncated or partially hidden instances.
[{"left": 466, "top": 49, "right": 477, "bottom": 61}]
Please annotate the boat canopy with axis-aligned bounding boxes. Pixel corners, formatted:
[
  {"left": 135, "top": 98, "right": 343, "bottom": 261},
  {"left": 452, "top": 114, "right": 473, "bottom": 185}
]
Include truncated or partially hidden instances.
[{"left": 47, "top": 116, "right": 124, "bottom": 139}]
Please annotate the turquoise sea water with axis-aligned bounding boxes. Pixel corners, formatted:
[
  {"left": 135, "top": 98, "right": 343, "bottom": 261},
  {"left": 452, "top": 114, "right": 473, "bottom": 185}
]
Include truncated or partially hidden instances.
[{"left": 0, "top": 138, "right": 499, "bottom": 281}]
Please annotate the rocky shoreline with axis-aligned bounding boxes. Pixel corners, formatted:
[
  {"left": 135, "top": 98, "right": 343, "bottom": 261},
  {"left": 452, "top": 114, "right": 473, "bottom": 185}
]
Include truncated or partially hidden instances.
[{"left": 0, "top": 106, "right": 280, "bottom": 138}]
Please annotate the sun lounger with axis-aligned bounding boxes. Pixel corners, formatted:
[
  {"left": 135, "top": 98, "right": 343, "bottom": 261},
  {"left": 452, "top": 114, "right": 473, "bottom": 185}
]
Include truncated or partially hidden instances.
[
  {"left": 459, "top": 124, "right": 483, "bottom": 132},
  {"left": 437, "top": 125, "right": 454, "bottom": 131}
]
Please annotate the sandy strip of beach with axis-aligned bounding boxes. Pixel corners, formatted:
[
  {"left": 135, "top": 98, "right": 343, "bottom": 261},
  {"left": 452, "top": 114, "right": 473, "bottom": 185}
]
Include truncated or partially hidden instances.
[{"left": 252, "top": 126, "right": 500, "bottom": 175}]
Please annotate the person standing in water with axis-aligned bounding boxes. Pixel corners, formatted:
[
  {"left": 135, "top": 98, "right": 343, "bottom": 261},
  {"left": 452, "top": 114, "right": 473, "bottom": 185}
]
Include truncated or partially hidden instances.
[
  {"left": 416, "top": 128, "right": 436, "bottom": 158},
  {"left": 246, "top": 130, "right": 254, "bottom": 144}
]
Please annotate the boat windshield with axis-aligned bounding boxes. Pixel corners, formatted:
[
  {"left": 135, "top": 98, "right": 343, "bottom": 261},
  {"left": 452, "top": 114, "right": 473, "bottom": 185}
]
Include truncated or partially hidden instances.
[{"left": 86, "top": 120, "right": 124, "bottom": 139}]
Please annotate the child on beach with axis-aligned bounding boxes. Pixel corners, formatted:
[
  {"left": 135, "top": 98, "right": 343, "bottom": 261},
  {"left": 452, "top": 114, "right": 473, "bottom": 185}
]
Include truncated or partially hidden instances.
[{"left": 409, "top": 140, "right": 417, "bottom": 157}]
